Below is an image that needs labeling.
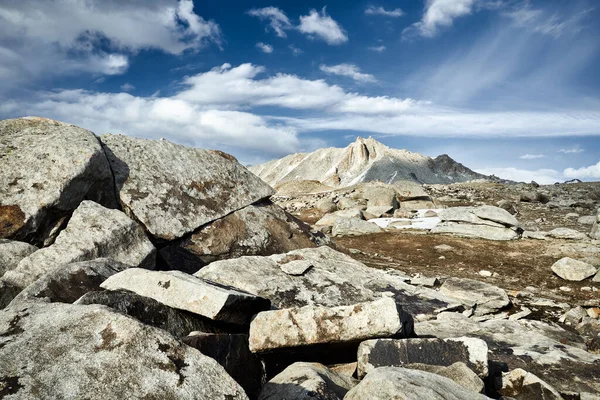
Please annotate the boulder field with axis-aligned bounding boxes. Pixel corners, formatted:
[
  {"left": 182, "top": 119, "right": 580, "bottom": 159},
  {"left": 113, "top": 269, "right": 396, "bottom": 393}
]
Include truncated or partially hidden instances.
[{"left": 1, "top": 117, "right": 599, "bottom": 399}]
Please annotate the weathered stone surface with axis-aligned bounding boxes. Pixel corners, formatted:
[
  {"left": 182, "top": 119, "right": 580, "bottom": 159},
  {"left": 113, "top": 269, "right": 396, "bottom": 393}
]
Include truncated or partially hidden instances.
[
  {"left": 499, "top": 368, "right": 562, "bottom": 400},
  {"left": 431, "top": 206, "right": 521, "bottom": 241},
  {"left": 344, "top": 367, "right": 487, "bottom": 400},
  {"left": 416, "top": 312, "right": 600, "bottom": 393},
  {"left": 195, "top": 246, "right": 462, "bottom": 320},
  {"left": 356, "top": 337, "right": 489, "bottom": 379},
  {"left": 249, "top": 298, "right": 409, "bottom": 353},
  {"left": 363, "top": 185, "right": 399, "bottom": 209},
  {"left": 0, "top": 117, "right": 116, "bottom": 245},
  {"left": 437, "top": 207, "right": 514, "bottom": 228},
  {"left": 474, "top": 205, "right": 520, "bottom": 227},
  {"left": 8, "top": 258, "right": 128, "bottom": 307},
  {"left": 258, "top": 362, "right": 356, "bottom": 400},
  {"left": 101, "top": 134, "right": 274, "bottom": 241},
  {"left": 315, "top": 209, "right": 363, "bottom": 226},
  {"left": 497, "top": 199, "right": 518, "bottom": 215},
  {"left": 160, "top": 201, "right": 328, "bottom": 272},
  {"left": 364, "top": 206, "right": 393, "bottom": 218},
  {"left": 0, "top": 303, "right": 248, "bottom": 399},
  {"left": 316, "top": 198, "right": 337, "bottom": 213},
  {"left": 101, "top": 268, "right": 270, "bottom": 325},
  {"left": 0, "top": 280, "right": 21, "bottom": 309},
  {"left": 551, "top": 257, "right": 597, "bottom": 281},
  {"left": 578, "top": 216, "right": 597, "bottom": 225},
  {"left": 1, "top": 201, "right": 155, "bottom": 290},
  {"left": 439, "top": 277, "right": 510, "bottom": 316},
  {"left": 403, "top": 362, "right": 485, "bottom": 394},
  {"left": 432, "top": 222, "right": 519, "bottom": 241},
  {"left": 183, "top": 333, "right": 265, "bottom": 399},
  {"left": 0, "top": 239, "right": 37, "bottom": 277},
  {"left": 76, "top": 290, "right": 229, "bottom": 337},
  {"left": 332, "top": 218, "right": 382, "bottom": 236},
  {"left": 547, "top": 227, "right": 588, "bottom": 240}
]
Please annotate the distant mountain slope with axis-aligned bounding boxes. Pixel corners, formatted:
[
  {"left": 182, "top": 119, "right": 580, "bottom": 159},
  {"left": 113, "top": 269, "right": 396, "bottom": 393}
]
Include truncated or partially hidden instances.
[{"left": 249, "top": 137, "right": 488, "bottom": 187}]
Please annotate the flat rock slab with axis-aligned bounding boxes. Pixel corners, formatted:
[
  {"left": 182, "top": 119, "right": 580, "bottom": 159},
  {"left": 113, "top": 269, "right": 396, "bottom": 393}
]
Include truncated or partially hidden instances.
[
  {"left": 0, "top": 239, "right": 37, "bottom": 277},
  {"left": 0, "top": 117, "right": 115, "bottom": 244},
  {"left": 258, "top": 362, "right": 356, "bottom": 400},
  {"left": 332, "top": 218, "right": 382, "bottom": 236},
  {"left": 551, "top": 257, "right": 597, "bottom": 281},
  {"left": 439, "top": 277, "right": 510, "bottom": 316},
  {"left": 249, "top": 297, "right": 408, "bottom": 353},
  {"left": 100, "top": 134, "right": 274, "bottom": 241},
  {"left": 548, "top": 228, "right": 588, "bottom": 240},
  {"left": 438, "top": 206, "right": 518, "bottom": 228},
  {"left": 344, "top": 367, "right": 488, "bottom": 400},
  {"left": 76, "top": 290, "right": 229, "bottom": 337},
  {"left": 1, "top": 201, "right": 156, "bottom": 290},
  {"left": 183, "top": 333, "right": 265, "bottom": 399},
  {"left": 101, "top": 268, "right": 270, "bottom": 325},
  {"left": 356, "top": 337, "right": 489, "bottom": 379},
  {"left": 160, "top": 201, "right": 327, "bottom": 272},
  {"left": 195, "top": 246, "right": 462, "bottom": 320},
  {"left": 415, "top": 312, "right": 600, "bottom": 394},
  {"left": 0, "top": 302, "right": 248, "bottom": 399},
  {"left": 431, "top": 221, "right": 519, "bottom": 241}
]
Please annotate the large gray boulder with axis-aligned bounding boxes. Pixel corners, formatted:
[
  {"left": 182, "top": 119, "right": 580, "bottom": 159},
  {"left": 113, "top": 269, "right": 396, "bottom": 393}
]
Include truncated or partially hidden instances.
[
  {"left": 439, "top": 277, "right": 510, "bottom": 316},
  {"left": 356, "top": 337, "right": 489, "bottom": 379},
  {"left": 363, "top": 185, "right": 399, "bottom": 209},
  {"left": 0, "top": 117, "right": 115, "bottom": 245},
  {"left": 100, "top": 134, "right": 274, "bottom": 241},
  {"left": 499, "top": 368, "right": 562, "bottom": 400},
  {"left": 248, "top": 297, "right": 409, "bottom": 353},
  {"left": 1, "top": 201, "right": 155, "bottom": 290},
  {"left": 591, "top": 213, "right": 600, "bottom": 239},
  {"left": 547, "top": 227, "right": 588, "bottom": 240},
  {"left": 404, "top": 362, "right": 485, "bottom": 394},
  {"left": 0, "top": 239, "right": 37, "bottom": 277},
  {"left": 194, "top": 246, "right": 462, "bottom": 320},
  {"left": 344, "top": 367, "right": 488, "bottom": 400},
  {"left": 551, "top": 257, "right": 598, "bottom": 281},
  {"left": 258, "top": 362, "right": 356, "bottom": 400},
  {"left": 0, "top": 303, "right": 248, "bottom": 399},
  {"left": 332, "top": 218, "right": 382, "bottom": 236},
  {"left": 160, "top": 201, "right": 328, "bottom": 272},
  {"left": 431, "top": 222, "right": 519, "bottom": 240},
  {"left": 416, "top": 312, "right": 600, "bottom": 393},
  {"left": 431, "top": 206, "right": 521, "bottom": 241},
  {"left": 101, "top": 268, "right": 270, "bottom": 325}
]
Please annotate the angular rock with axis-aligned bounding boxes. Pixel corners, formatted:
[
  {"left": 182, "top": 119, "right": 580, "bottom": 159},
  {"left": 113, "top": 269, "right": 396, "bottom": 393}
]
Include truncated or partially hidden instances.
[
  {"left": 258, "top": 362, "right": 356, "bottom": 400},
  {"left": 332, "top": 218, "right": 382, "bottom": 237},
  {"left": 1, "top": 201, "right": 155, "bottom": 290},
  {"left": 0, "top": 280, "right": 21, "bottom": 309},
  {"left": 364, "top": 205, "right": 393, "bottom": 218},
  {"left": 431, "top": 206, "right": 521, "bottom": 241},
  {"left": 499, "top": 368, "right": 562, "bottom": 400},
  {"left": 316, "top": 198, "right": 337, "bottom": 213},
  {"left": 551, "top": 257, "right": 597, "bottom": 281},
  {"left": 160, "top": 201, "right": 328, "bottom": 272},
  {"left": 497, "top": 199, "right": 518, "bottom": 215},
  {"left": 315, "top": 209, "right": 363, "bottom": 226},
  {"left": 547, "top": 228, "right": 588, "bottom": 240},
  {"left": 101, "top": 268, "right": 270, "bottom": 325},
  {"left": 432, "top": 222, "right": 519, "bottom": 241},
  {"left": 183, "top": 333, "right": 265, "bottom": 399},
  {"left": 0, "top": 117, "right": 115, "bottom": 245},
  {"left": 0, "top": 303, "right": 248, "bottom": 399},
  {"left": 474, "top": 205, "right": 520, "bottom": 227},
  {"left": 337, "top": 197, "right": 362, "bottom": 210},
  {"left": 363, "top": 185, "right": 399, "bottom": 209},
  {"left": 344, "top": 367, "right": 487, "bottom": 400},
  {"left": 439, "top": 277, "right": 510, "bottom": 316},
  {"left": 0, "top": 239, "right": 37, "bottom": 277},
  {"left": 8, "top": 258, "right": 129, "bottom": 307},
  {"left": 101, "top": 134, "right": 274, "bottom": 241},
  {"left": 402, "top": 362, "right": 485, "bottom": 394},
  {"left": 195, "top": 246, "right": 462, "bottom": 320},
  {"left": 578, "top": 216, "right": 597, "bottom": 225},
  {"left": 356, "top": 337, "right": 489, "bottom": 379},
  {"left": 416, "top": 312, "right": 600, "bottom": 393},
  {"left": 249, "top": 297, "right": 409, "bottom": 352},
  {"left": 76, "top": 290, "right": 229, "bottom": 337},
  {"left": 591, "top": 216, "right": 600, "bottom": 239}
]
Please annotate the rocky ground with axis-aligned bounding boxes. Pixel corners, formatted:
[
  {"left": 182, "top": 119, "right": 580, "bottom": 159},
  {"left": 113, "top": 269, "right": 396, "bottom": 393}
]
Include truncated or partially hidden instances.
[{"left": 1, "top": 117, "right": 599, "bottom": 400}]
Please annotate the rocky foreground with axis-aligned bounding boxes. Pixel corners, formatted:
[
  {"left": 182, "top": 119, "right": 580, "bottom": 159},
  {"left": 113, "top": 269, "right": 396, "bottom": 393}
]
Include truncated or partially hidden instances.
[{"left": 1, "top": 117, "right": 599, "bottom": 399}]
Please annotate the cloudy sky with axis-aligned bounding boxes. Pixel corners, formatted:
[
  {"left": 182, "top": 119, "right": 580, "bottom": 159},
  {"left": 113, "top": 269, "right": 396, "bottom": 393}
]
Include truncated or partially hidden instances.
[{"left": 1, "top": 0, "right": 599, "bottom": 183}]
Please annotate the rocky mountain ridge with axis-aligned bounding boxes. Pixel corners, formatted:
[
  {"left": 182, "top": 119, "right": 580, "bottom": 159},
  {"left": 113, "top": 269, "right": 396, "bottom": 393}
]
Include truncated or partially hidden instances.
[{"left": 249, "top": 136, "right": 488, "bottom": 188}]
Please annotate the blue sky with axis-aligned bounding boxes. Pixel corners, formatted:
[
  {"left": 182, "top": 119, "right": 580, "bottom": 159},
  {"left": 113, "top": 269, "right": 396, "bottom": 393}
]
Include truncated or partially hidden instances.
[{"left": 1, "top": 0, "right": 599, "bottom": 183}]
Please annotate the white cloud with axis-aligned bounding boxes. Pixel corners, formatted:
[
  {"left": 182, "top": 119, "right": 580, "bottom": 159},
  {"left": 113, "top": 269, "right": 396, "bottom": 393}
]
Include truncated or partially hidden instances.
[
  {"left": 247, "top": 7, "right": 293, "bottom": 38},
  {"left": 365, "top": 6, "right": 404, "bottom": 17},
  {"left": 289, "top": 45, "right": 303, "bottom": 56},
  {"left": 564, "top": 161, "right": 600, "bottom": 179},
  {"left": 519, "top": 153, "right": 545, "bottom": 159},
  {"left": 475, "top": 167, "right": 563, "bottom": 184},
  {"left": 319, "top": 64, "right": 377, "bottom": 83},
  {"left": 298, "top": 8, "right": 348, "bottom": 45},
  {"left": 120, "top": 83, "right": 135, "bottom": 92},
  {"left": 368, "top": 45, "right": 386, "bottom": 52},
  {"left": 504, "top": 3, "right": 593, "bottom": 38},
  {"left": 256, "top": 42, "right": 274, "bottom": 53},
  {"left": 403, "top": 0, "right": 475, "bottom": 38},
  {"left": 558, "top": 148, "right": 584, "bottom": 154}
]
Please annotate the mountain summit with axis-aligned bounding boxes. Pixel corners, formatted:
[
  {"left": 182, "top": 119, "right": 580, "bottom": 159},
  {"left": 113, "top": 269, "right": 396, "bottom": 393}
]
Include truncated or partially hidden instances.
[{"left": 249, "top": 137, "right": 487, "bottom": 187}]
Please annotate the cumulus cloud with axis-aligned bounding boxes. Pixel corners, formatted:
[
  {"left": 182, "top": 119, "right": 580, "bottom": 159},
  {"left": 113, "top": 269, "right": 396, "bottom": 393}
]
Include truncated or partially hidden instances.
[
  {"left": 247, "top": 7, "right": 293, "bottom": 38},
  {"left": 120, "top": 83, "right": 135, "bottom": 92},
  {"left": 403, "top": 0, "right": 475, "bottom": 38},
  {"left": 256, "top": 42, "right": 274, "bottom": 53},
  {"left": 368, "top": 45, "right": 386, "bottom": 52},
  {"left": 365, "top": 6, "right": 404, "bottom": 17},
  {"left": 298, "top": 8, "right": 348, "bottom": 45},
  {"left": 319, "top": 64, "right": 377, "bottom": 83},
  {"left": 519, "top": 153, "right": 545, "bottom": 159},
  {"left": 564, "top": 161, "right": 600, "bottom": 179}
]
